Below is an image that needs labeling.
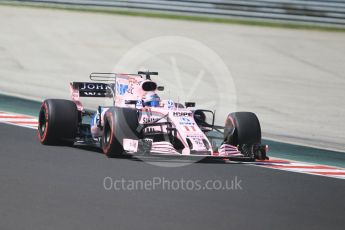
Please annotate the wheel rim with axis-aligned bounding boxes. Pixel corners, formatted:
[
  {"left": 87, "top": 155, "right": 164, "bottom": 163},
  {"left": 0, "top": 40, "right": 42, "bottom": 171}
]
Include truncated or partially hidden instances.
[
  {"left": 105, "top": 126, "right": 111, "bottom": 144},
  {"left": 38, "top": 108, "right": 46, "bottom": 137},
  {"left": 102, "top": 117, "right": 114, "bottom": 154},
  {"left": 103, "top": 119, "right": 112, "bottom": 147}
]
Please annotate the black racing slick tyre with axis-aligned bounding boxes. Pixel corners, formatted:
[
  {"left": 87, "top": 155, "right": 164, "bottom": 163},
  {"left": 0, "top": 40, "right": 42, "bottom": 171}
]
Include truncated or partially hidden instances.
[
  {"left": 37, "top": 99, "right": 78, "bottom": 145},
  {"left": 102, "top": 107, "right": 139, "bottom": 158},
  {"left": 224, "top": 112, "right": 261, "bottom": 146}
]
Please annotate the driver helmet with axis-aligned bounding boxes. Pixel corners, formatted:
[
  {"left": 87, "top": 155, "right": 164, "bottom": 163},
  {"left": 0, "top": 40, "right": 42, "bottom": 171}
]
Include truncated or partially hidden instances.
[{"left": 143, "top": 92, "right": 160, "bottom": 107}]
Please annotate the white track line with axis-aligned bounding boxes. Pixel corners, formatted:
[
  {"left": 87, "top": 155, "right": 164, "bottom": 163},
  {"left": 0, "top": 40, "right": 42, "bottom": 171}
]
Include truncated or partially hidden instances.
[{"left": 0, "top": 111, "right": 38, "bottom": 129}]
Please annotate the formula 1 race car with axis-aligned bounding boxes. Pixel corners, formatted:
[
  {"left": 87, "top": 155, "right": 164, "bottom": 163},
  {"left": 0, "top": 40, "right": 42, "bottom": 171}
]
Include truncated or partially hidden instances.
[{"left": 37, "top": 71, "right": 268, "bottom": 161}]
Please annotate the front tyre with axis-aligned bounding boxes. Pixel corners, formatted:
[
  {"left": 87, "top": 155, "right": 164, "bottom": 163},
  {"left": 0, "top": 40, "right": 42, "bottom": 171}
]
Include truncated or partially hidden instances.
[
  {"left": 101, "top": 107, "right": 139, "bottom": 158},
  {"left": 102, "top": 111, "right": 123, "bottom": 158},
  {"left": 224, "top": 112, "right": 261, "bottom": 146},
  {"left": 223, "top": 112, "right": 267, "bottom": 159},
  {"left": 37, "top": 99, "right": 78, "bottom": 145}
]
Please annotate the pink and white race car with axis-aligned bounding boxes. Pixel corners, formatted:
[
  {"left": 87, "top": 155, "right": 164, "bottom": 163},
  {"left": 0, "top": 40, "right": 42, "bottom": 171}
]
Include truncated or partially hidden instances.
[{"left": 37, "top": 71, "right": 268, "bottom": 161}]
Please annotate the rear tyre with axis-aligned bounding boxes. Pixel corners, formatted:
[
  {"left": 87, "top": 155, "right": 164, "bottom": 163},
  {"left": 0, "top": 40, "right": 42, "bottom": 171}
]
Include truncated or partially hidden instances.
[
  {"left": 37, "top": 99, "right": 78, "bottom": 145},
  {"left": 102, "top": 107, "right": 139, "bottom": 158},
  {"left": 224, "top": 112, "right": 261, "bottom": 146}
]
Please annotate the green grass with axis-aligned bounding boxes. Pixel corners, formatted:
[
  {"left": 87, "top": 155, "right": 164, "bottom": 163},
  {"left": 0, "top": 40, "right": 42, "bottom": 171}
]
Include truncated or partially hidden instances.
[
  {"left": 265, "top": 140, "right": 345, "bottom": 168},
  {"left": 0, "top": 94, "right": 41, "bottom": 117},
  {"left": 1, "top": 0, "right": 345, "bottom": 32}
]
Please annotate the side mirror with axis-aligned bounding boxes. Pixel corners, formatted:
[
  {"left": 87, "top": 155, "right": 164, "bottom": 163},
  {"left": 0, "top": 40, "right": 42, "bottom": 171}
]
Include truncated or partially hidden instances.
[
  {"left": 185, "top": 102, "right": 196, "bottom": 108},
  {"left": 193, "top": 109, "right": 215, "bottom": 129},
  {"left": 157, "top": 86, "right": 164, "bottom": 91}
]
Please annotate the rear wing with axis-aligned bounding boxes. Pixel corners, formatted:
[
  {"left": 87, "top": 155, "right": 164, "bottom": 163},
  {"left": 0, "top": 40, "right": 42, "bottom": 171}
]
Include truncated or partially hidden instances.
[
  {"left": 69, "top": 82, "right": 114, "bottom": 111},
  {"left": 89, "top": 71, "right": 158, "bottom": 81},
  {"left": 69, "top": 71, "right": 159, "bottom": 110},
  {"left": 89, "top": 73, "right": 138, "bottom": 82},
  {"left": 70, "top": 73, "right": 139, "bottom": 98},
  {"left": 89, "top": 72, "right": 157, "bottom": 81},
  {"left": 71, "top": 82, "right": 113, "bottom": 97}
]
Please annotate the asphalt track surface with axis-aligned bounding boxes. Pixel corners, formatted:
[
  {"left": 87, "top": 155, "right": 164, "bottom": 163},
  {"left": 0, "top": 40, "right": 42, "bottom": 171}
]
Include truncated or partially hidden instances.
[{"left": 1, "top": 123, "right": 344, "bottom": 230}]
